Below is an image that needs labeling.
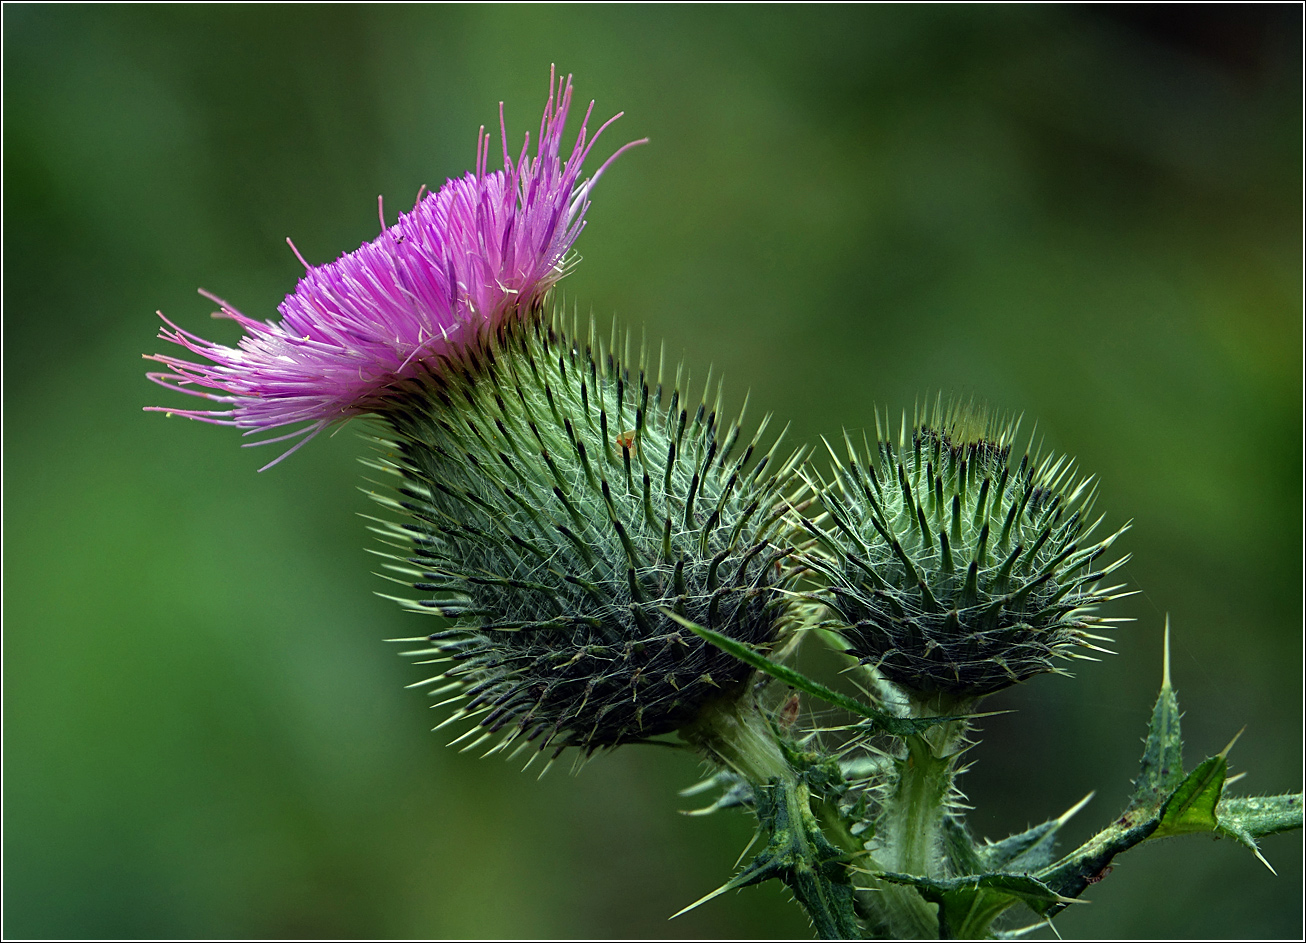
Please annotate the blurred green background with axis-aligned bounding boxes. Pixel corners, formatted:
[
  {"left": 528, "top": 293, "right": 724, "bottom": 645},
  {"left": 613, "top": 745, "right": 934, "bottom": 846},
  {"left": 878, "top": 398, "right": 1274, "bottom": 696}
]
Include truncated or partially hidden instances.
[{"left": 4, "top": 5, "right": 1301, "bottom": 939}]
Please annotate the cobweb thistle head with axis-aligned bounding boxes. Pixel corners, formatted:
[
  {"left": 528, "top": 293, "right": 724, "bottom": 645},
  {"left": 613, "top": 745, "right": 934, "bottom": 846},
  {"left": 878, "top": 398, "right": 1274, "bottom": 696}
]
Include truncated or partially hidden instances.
[
  {"left": 370, "top": 315, "right": 807, "bottom": 762},
  {"left": 801, "top": 397, "right": 1131, "bottom": 704},
  {"left": 145, "top": 68, "right": 644, "bottom": 468}
]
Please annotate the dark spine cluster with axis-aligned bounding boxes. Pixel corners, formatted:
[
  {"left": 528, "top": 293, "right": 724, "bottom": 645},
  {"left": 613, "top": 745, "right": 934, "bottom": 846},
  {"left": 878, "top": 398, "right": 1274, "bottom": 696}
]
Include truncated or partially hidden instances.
[
  {"left": 367, "top": 313, "right": 804, "bottom": 758},
  {"left": 803, "top": 402, "right": 1131, "bottom": 700}
]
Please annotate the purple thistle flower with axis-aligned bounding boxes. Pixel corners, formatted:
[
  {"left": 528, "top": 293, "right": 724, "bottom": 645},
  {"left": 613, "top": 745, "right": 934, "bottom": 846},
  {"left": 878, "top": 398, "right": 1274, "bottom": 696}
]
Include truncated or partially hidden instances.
[{"left": 145, "top": 68, "right": 644, "bottom": 468}]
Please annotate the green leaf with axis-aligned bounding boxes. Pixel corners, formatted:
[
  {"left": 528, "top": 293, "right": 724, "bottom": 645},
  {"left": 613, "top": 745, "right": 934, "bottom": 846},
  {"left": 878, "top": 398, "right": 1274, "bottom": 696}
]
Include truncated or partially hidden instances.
[
  {"left": 941, "top": 816, "right": 985, "bottom": 876},
  {"left": 976, "top": 793, "right": 1094, "bottom": 874},
  {"left": 1034, "top": 626, "right": 1302, "bottom": 916},
  {"left": 978, "top": 819, "right": 1059, "bottom": 872},
  {"left": 932, "top": 797, "right": 1096, "bottom": 934},
  {"left": 878, "top": 871, "right": 1073, "bottom": 908},
  {"left": 1155, "top": 750, "right": 1230, "bottom": 838},
  {"left": 1130, "top": 618, "right": 1184, "bottom": 810},
  {"left": 1030, "top": 631, "right": 1188, "bottom": 910},
  {"left": 664, "top": 610, "right": 968, "bottom": 737},
  {"left": 878, "top": 870, "right": 1078, "bottom": 936}
]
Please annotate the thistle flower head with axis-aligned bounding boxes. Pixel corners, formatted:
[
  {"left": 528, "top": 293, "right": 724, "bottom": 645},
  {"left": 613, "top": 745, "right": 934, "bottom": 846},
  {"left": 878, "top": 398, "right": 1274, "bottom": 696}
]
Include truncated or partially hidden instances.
[
  {"left": 145, "top": 69, "right": 643, "bottom": 467},
  {"left": 803, "top": 397, "right": 1131, "bottom": 703},
  {"left": 371, "top": 314, "right": 805, "bottom": 761}
]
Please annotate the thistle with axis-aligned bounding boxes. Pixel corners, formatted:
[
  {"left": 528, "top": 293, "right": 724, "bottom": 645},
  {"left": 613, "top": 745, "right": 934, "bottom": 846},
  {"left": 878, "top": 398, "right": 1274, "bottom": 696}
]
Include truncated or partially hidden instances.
[
  {"left": 140, "top": 66, "right": 1303, "bottom": 939},
  {"left": 367, "top": 314, "right": 805, "bottom": 759},
  {"left": 145, "top": 68, "right": 643, "bottom": 467},
  {"left": 802, "top": 398, "right": 1132, "bottom": 706}
]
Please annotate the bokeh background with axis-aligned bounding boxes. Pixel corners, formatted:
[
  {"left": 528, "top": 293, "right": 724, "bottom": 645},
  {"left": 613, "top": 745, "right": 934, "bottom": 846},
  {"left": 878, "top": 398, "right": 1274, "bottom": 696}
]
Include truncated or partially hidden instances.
[{"left": 5, "top": 5, "right": 1301, "bottom": 939}]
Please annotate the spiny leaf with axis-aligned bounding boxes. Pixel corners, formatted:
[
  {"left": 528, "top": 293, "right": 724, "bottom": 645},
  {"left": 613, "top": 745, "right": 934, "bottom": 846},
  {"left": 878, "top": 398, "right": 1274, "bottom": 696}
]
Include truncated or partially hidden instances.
[
  {"left": 666, "top": 611, "right": 970, "bottom": 738},
  {"left": 877, "top": 870, "right": 1076, "bottom": 908},
  {"left": 941, "top": 816, "right": 985, "bottom": 876},
  {"left": 1155, "top": 728, "right": 1240, "bottom": 840},
  {"left": 1033, "top": 624, "right": 1301, "bottom": 918},
  {"left": 1155, "top": 754, "right": 1228, "bottom": 838},
  {"left": 877, "top": 870, "right": 1080, "bottom": 936},
  {"left": 973, "top": 792, "right": 1095, "bottom": 874},
  {"left": 1130, "top": 617, "right": 1183, "bottom": 810}
]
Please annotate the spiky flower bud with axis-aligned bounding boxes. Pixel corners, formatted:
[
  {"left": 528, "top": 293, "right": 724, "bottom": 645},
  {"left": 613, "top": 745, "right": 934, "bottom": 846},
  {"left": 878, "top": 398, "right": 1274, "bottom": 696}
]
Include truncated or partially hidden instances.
[
  {"left": 803, "top": 399, "right": 1130, "bottom": 702},
  {"left": 369, "top": 314, "right": 804, "bottom": 758}
]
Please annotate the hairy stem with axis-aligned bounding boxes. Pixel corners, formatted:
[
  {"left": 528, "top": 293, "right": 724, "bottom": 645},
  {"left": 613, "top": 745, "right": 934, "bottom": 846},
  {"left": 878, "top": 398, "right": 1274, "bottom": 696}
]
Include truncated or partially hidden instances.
[
  {"left": 683, "top": 697, "right": 862, "bottom": 939},
  {"left": 866, "top": 696, "right": 973, "bottom": 939},
  {"left": 889, "top": 694, "right": 972, "bottom": 875},
  {"left": 687, "top": 695, "right": 793, "bottom": 784}
]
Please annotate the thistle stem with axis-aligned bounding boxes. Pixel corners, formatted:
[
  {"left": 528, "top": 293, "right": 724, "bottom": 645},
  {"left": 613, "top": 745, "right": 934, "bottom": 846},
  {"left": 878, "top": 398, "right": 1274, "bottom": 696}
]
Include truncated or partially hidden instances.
[
  {"left": 867, "top": 697, "right": 973, "bottom": 939},
  {"left": 683, "top": 698, "right": 861, "bottom": 939},
  {"left": 895, "top": 726, "right": 962, "bottom": 875},
  {"left": 889, "top": 695, "right": 972, "bottom": 875},
  {"left": 686, "top": 695, "right": 793, "bottom": 783}
]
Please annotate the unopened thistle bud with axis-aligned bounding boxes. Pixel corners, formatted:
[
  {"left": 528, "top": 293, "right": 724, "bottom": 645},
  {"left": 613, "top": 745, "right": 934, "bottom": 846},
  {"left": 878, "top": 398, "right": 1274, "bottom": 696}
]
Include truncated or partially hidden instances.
[
  {"left": 371, "top": 314, "right": 805, "bottom": 758},
  {"left": 803, "top": 398, "right": 1130, "bottom": 702}
]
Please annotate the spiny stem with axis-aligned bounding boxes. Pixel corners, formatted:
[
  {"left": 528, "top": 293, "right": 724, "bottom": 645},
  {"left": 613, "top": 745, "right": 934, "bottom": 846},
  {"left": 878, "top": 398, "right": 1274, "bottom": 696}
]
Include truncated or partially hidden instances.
[
  {"left": 865, "top": 696, "right": 974, "bottom": 939},
  {"left": 682, "top": 696, "right": 792, "bottom": 791},
  {"left": 890, "top": 703, "right": 971, "bottom": 877},
  {"left": 682, "top": 699, "right": 861, "bottom": 939}
]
